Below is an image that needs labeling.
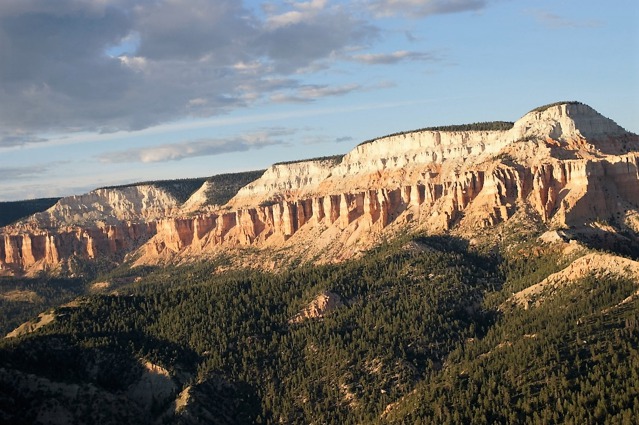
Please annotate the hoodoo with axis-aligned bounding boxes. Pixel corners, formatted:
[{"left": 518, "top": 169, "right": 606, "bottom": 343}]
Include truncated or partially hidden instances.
[{"left": 2, "top": 102, "right": 638, "bottom": 275}]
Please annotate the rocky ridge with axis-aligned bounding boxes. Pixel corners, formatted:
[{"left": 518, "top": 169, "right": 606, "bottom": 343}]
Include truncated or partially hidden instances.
[
  {"left": 508, "top": 252, "right": 639, "bottom": 309},
  {"left": 16, "top": 185, "right": 181, "bottom": 229},
  {"left": 289, "top": 291, "right": 344, "bottom": 323},
  {"left": 2, "top": 102, "right": 639, "bottom": 275}
]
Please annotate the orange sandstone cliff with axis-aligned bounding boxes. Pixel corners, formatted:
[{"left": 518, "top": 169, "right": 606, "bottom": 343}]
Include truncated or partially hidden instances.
[{"left": 2, "top": 102, "right": 638, "bottom": 275}]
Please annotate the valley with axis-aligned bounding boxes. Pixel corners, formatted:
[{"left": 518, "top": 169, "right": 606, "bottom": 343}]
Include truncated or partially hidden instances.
[{"left": 0, "top": 101, "right": 638, "bottom": 424}]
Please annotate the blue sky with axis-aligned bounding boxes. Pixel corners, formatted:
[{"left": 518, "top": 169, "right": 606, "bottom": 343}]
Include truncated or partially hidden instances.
[{"left": 0, "top": 0, "right": 637, "bottom": 201}]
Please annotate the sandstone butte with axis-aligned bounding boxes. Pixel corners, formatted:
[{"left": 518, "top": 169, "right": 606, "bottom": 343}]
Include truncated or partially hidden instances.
[{"left": 2, "top": 102, "right": 639, "bottom": 276}]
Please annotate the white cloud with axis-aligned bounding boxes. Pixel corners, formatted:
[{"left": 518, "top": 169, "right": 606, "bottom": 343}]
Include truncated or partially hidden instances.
[
  {"left": 0, "top": 0, "right": 379, "bottom": 146},
  {"left": 271, "top": 84, "right": 361, "bottom": 103},
  {"left": 98, "top": 128, "right": 295, "bottom": 163},
  {"left": 266, "top": 0, "right": 328, "bottom": 29},
  {"left": 527, "top": 9, "right": 602, "bottom": 29},
  {"left": 352, "top": 50, "right": 437, "bottom": 64},
  {"left": 0, "top": 0, "right": 486, "bottom": 150},
  {"left": 118, "top": 55, "right": 147, "bottom": 72},
  {"left": 369, "top": 0, "right": 486, "bottom": 18}
]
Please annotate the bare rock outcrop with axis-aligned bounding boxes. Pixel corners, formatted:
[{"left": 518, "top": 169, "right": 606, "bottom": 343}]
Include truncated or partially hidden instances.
[
  {"left": 13, "top": 185, "right": 180, "bottom": 230},
  {"left": 227, "top": 156, "right": 342, "bottom": 208},
  {"left": 5, "top": 310, "right": 56, "bottom": 338},
  {"left": 180, "top": 181, "right": 216, "bottom": 213},
  {"left": 0, "top": 222, "right": 156, "bottom": 275},
  {"left": 126, "top": 361, "right": 177, "bottom": 410},
  {"left": 513, "top": 102, "right": 629, "bottom": 145},
  {"left": 290, "top": 291, "right": 344, "bottom": 323},
  {"left": 0, "top": 185, "right": 176, "bottom": 274},
  {"left": 134, "top": 103, "right": 639, "bottom": 267},
  {"left": 506, "top": 252, "right": 639, "bottom": 309}
]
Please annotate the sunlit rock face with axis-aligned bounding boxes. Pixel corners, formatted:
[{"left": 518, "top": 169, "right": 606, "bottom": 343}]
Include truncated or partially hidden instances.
[
  {"left": 2, "top": 102, "right": 639, "bottom": 274},
  {"left": 226, "top": 157, "right": 340, "bottom": 208}
]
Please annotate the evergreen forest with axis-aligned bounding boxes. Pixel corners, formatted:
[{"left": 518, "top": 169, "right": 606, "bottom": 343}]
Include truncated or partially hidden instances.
[
  {"left": 0, "top": 235, "right": 637, "bottom": 424},
  {"left": 0, "top": 198, "right": 60, "bottom": 227}
]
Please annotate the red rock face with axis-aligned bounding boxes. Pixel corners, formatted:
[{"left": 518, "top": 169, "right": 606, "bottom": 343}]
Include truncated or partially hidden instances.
[
  {"left": 2, "top": 103, "right": 639, "bottom": 275},
  {"left": 3, "top": 153, "right": 639, "bottom": 275},
  {"left": 141, "top": 154, "right": 639, "bottom": 255},
  {"left": 0, "top": 222, "right": 156, "bottom": 274}
]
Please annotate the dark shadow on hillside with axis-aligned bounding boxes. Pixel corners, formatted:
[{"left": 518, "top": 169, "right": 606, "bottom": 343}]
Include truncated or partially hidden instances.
[
  {"left": 566, "top": 228, "right": 639, "bottom": 260},
  {"left": 0, "top": 330, "right": 210, "bottom": 424},
  {"left": 0, "top": 331, "right": 198, "bottom": 387},
  {"left": 412, "top": 234, "right": 502, "bottom": 340},
  {"left": 0, "top": 197, "right": 60, "bottom": 227},
  {"left": 175, "top": 376, "right": 261, "bottom": 425},
  {"left": 414, "top": 235, "right": 501, "bottom": 280}
]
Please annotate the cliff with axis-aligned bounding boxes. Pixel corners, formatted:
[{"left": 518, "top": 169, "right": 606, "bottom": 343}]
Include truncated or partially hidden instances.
[
  {"left": 2, "top": 102, "right": 639, "bottom": 275},
  {"left": 0, "top": 222, "right": 157, "bottom": 275},
  {"left": 11, "top": 185, "right": 180, "bottom": 230},
  {"left": 0, "top": 185, "right": 176, "bottom": 275},
  {"left": 227, "top": 156, "right": 343, "bottom": 209}
]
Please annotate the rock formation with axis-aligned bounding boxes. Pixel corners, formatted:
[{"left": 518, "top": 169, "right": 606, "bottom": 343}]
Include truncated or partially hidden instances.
[
  {"left": 227, "top": 156, "right": 342, "bottom": 208},
  {"left": 2, "top": 102, "right": 639, "bottom": 275},
  {"left": 0, "top": 221, "right": 157, "bottom": 275},
  {"left": 290, "top": 291, "right": 344, "bottom": 323},
  {"left": 506, "top": 252, "right": 639, "bottom": 309},
  {"left": 15, "top": 185, "right": 180, "bottom": 230}
]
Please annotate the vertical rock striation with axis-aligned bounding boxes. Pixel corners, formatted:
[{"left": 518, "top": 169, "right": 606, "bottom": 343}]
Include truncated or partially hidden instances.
[
  {"left": 0, "top": 223, "right": 156, "bottom": 274},
  {"left": 2, "top": 102, "right": 639, "bottom": 274}
]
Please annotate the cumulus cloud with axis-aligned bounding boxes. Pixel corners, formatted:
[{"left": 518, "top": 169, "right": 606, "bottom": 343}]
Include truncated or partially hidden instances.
[
  {"left": 368, "top": 0, "right": 487, "bottom": 18},
  {"left": 98, "top": 128, "right": 294, "bottom": 163},
  {"left": 265, "top": 0, "right": 328, "bottom": 29},
  {"left": 257, "top": 3, "right": 378, "bottom": 73},
  {"left": 0, "top": 0, "right": 482, "bottom": 149},
  {"left": 0, "top": 0, "right": 376, "bottom": 146}
]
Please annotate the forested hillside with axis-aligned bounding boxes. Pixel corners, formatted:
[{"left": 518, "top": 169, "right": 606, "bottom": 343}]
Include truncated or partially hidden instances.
[
  {"left": 358, "top": 121, "right": 515, "bottom": 146},
  {"left": 98, "top": 170, "right": 265, "bottom": 205},
  {"left": 0, "top": 235, "right": 637, "bottom": 424},
  {"left": 0, "top": 198, "right": 60, "bottom": 227}
]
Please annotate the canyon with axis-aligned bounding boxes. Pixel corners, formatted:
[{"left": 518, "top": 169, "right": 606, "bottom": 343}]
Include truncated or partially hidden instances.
[{"left": 2, "top": 102, "right": 639, "bottom": 276}]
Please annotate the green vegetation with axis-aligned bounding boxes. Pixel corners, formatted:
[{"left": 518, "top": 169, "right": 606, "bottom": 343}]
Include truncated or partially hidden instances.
[
  {"left": 384, "top": 275, "right": 639, "bottom": 424},
  {"left": 529, "top": 101, "right": 583, "bottom": 114},
  {"left": 0, "top": 275, "right": 86, "bottom": 335},
  {"left": 0, "top": 171, "right": 264, "bottom": 227},
  {"left": 97, "top": 170, "right": 265, "bottom": 205},
  {"left": 99, "top": 177, "right": 209, "bottom": 203},
  {"left": 0, "top": 236, "right": 637, "bottom": 424},
  {"left": 272, "top": 154, "right": 345, "bottom": 167},
  {"left": 0, "top": 197, "right": 60, "bottom": 227},
  {"left": 359, "top": 122, "right": 515, "bottom": 146},
  {"left": 203, "top": 170, "right": 265, "bottom": 205}
]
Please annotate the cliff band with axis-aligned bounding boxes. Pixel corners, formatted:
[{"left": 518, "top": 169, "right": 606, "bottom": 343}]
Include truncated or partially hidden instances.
[{"left": 2, "top": 102, "right": 638, "bottom": 275}]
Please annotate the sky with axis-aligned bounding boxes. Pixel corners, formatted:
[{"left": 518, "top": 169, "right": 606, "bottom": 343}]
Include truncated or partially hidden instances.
[{"left": 0, "top": 0, "right": 637, "bottom": 201}]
